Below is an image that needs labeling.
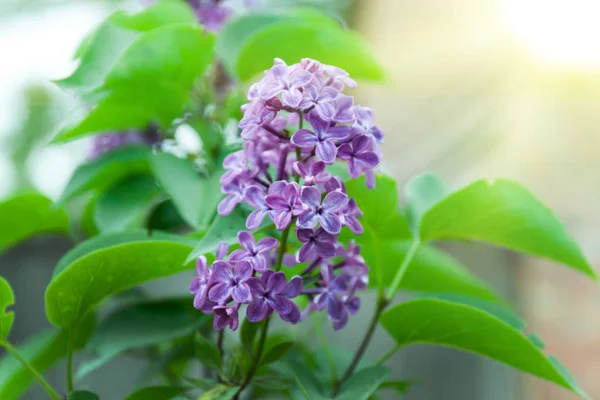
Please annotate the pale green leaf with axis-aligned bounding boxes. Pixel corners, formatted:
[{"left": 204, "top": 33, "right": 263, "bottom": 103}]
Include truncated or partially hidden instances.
[
  {"left": 336, "top": 366, "right": 389, "bottom": 400},
  {"left": 380, "top": 298, "right": 588, "bottom": 399}
]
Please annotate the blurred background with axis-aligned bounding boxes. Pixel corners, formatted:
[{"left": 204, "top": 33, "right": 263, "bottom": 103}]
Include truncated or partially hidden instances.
[{"left": 1, "top": 0, "right": 599, "bottom": 399}]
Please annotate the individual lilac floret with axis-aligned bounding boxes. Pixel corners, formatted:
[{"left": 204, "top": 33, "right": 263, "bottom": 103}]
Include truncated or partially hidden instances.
[
  {"left": 229, "top": 231, "right": 278, "bottom": 273},
  {"left": 296, "top": 228, "right": 336, "bottom": 263},
  {"left": 265, "top": 182, "right": 304, "bottom": 230},
  {"left": 214, "top": 304, "right": 240, "bottom": 331},
  {"left": 260, "top": 59, "right": 313, "bottom": 107},
  {"left": 293, "top": 161, "right": 330, "bottom": 186},
  {"left": 291, "top": 112, "right": 351, "bottom": 164},
  {"left": 189, "top": 256, "right": 214, "bottom": 312},
  {"left": 218, "top": 179, "right": 247, "bottom": 216},
  {"left": 340, "top": 198, "right": 364, "bottom": 235},
  {"left": 337, "top": 135, "right": 379, "bottom": 179},
  {"left": 313, "top": 265, "right": 350, "bottom": 330},
  {"left": 298, "top": 79, "right": 339, "bottom": 117},
  {"left": 209, "top": 260, "right": 253, "bottom": 304},
  {"left": 246, "top": 271, "right": 302, "bottom": 323},
  {"left": 297, "top": 186, "right": 348, "bottom": 235}
]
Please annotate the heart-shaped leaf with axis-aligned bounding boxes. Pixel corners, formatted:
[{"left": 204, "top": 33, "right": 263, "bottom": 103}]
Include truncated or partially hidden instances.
[
  {"left": 380, "top": 298, "right": 588, "bottom": 399},
  {"left": 405, "top": 173, "right": 596, "bottom": 279},
  {"left": 45, "top": 233, "right": 196, "bottom": 328},
  {"left": 335, "top": 365, "right": 389, "bottom": 400},
  {"left": 0, "top": 277, "right": 15, "bottom": 341},
  {"left": 0, "top": 193, "right": 69, "bottom": 254}
]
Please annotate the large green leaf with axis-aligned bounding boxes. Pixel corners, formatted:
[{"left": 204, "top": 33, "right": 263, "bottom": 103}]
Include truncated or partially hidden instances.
[
  {"left": 57, "top": 0, "right": 197, "bottom": 95},
  {"left": 344, "top": 176, "right": 498, "bottom": 300},
  {"left": 335, "top": 366, "right": 389, "bottom": 400},
  {"left": 0, "top": 316, "right": 95, "bottom": 400},
  {"left": 45, "top": 233, "right": 196, "bottom": 328},
  {"left": 0, "top": 277, "right": 14, "bottom": 340},
  {"left": 380, "top": 298, "right": 588, "bottom": 398},
  {"left": 54, "top": 24, "right": 215, "bottom": 143},
  {"left": 124, "top": 386, "right": 187, "bottom": 400},
  {"left": 405, "top": 173, "right": 596, "bottom": 279},
  {"left": 68, "top": 390, "right": 100, "bottom": 400},
  {"left": 151, "top": 153, "right": 222, "bottom": 229},
  {"left": 218, "top": 9, "right": 384, "bottom": 82},
  {"left": 59, "top": 146, "right": 152, "bottom": 204},
  {"left": 94, "top": 175, "right": 162, "bottom": 233},
  {"left": 0, "top": 193, "right": 69, "bottom": 253},
  {"left": 77, "top": 298, "right": 205, "bottom": 379}
]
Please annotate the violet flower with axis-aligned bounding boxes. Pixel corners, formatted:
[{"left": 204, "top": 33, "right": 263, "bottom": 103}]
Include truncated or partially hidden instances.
[
  {"left": 313, "top": 265, "right": 350, "bottom": 328},
  {"left": 260, "top": 59, "right": 313, "bottom": 107},
  {"left": 189, "top": 256, "right": 214, "bottom": 311},
  {"left": 246, "top": 271, "right": 302, "bottom": 323},
  {"left": 293, "top": 161, "right": 331, "bottom": 186},
  {"left": 264, "top": 182, "right": 304, "bottom": 230},
  {"left": 297, "top": 186, "right": 348, "bottom": 235},
  {"left": 229, "top": 231, "right": 278, "bottom": 273},
  {"left": 337, "top": 135, "right": 379, "bottom": 179},
  {"left": 340, "top": 198, "right": 364, "bottom": 235},
  {"left": 296, "top": 228, "right": 336, "bottom": 263},
  {"left": 291, "top": 112, "right": 351, "bottom": 164},
  {"left": 208, "top": 260, "right": 253, "bottom": 304},
  {"left": 214, "top": 304, "right": 240, "bottom": 331}
]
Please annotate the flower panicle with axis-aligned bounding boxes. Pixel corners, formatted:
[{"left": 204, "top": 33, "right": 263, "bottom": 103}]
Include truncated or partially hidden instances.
[{"left": 191, "top": 58, "right": 383, "bottom": 331}]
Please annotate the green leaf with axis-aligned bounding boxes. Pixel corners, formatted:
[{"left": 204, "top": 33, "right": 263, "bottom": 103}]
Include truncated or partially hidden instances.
[
  {"left": 185, "top": 207, "right": 249, "bottom": 263},
  {"left": 68, "top": 390, "right": 100, "bottom": 400},
  {"left": 260, "top": 341, "right": 295, "bottom": 367},
  {"left": 59, "top": 146, "right": 152, "bottom": 204},
  {"left": 148, "top": 200, "right": 187, "bottom": 231},
  {"left": 81, "top": 195, "right": 100, "bottom": 237},
  {"left": 0, "top": 277, "right": 15, "bottom": 340},
  {"left": 406, "top": 173, "right": 596, "bottom": 279},
  {"left": 151, "top": 153, "right": 221, "bottom": 229},
  {"left": 54, "top": 24, "right": 215, "bottom": 143},
  {"left": 0, "top": 193, "right": 69, "bottom": 254},
  {"left": 57, "top": 0, "right": 197, "bottom": 95},
  {"left": 194, "top": 332, "right": 221, "bottom": 371},
  {"left": 378, "top": 380, "right": 413, "bottom": 396},
  {"left": 344, "top": 175, "right": 498, "bottom": 301},
  {"left": 45, "top": 233, "right": 196, "bottom": 328},
  {"left": 240, "top": 319, "right": 261, "bottom": 356},
  {"left": 77, "top": 298, "right": 205, "bottom": 379},
  {"left": 198, "top": 385, "right": 240, "bottom": 400},
  {"left": 0, "top": 316, "right": 95, "bottom": 400},
  {"left": 123, "top": 386, "right": 187, "bottom": 400},
  {"left": 94, "top": 175, "right": 162, "bottom": 233},
  {"left": 218, "top": 9, "right": 384, "bottom": 82},
  {"left": 404, "top": 173, "right": 449, "bottom": 236},
  {"left": 380, "top": 298, "right": 588, "bottom": 399},
  {"left": 182, "top": 376, "right": 218, "bottom": 390},
  {"left": 336, "top": 366, "right": 389, "bottom": 400}
]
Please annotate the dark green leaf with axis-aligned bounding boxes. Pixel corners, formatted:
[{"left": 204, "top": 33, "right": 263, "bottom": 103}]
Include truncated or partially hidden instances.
[
  {"left": 68, "top": 390, "right": 100, "bottom": 400},
  {"left": 182, "top": 376, "right": 218, "bottom": 390},
  {"left": 45, "top": 233, "right": 196, "bottom": 328},
  {"left": 380, "top": 298, "right": 588, "bottom": 398},
  {"left": 378, "top": 380, "right": 413, "bottom": 396},
  {"left": 406, "top": 173, "right": 596, "bottom": 279},
  {"left": 123, "top": 386, "right": 187, "bottom": 400},
  {"left": 195, "top": 332, "right": 221, "bottom": 371},
  {"left": 218, "top": 9, "right": 384, "bottom": 82},
  {"left": 260, "top": 341, "right": 295, "bottom": 367},
  {"left": 151, "top": 153, "right": 221, "bottom": 229},
  {"left": 77, "top": 298, "right": 204, "bottom": 379},
  {"left": 0, "top": 193, "right": 69, "bottom": 254},
  {"left": 336, "top": 366, "right": 389, "bottom": 400},
  {"left": 59, "top": 146, "right": 152, "bottom": 204},
  {"left": 198, "top": 385, "right": 240, "bottom": 400},
  {"left": 0, "top": 316, "right": 95, "bottom": 400},
  {"left": 0, "top": 277, "right": 14, "bottom": 340},
  {"left": 54, "top": 25, "right": 215, "bottom": 143},
  {"left": 81, "top": 195, "right": 100, "bottom": 237},
  {"left": 253, "top": 371, "right": 292, "bottom": 391},
  {"left": 240, "top": 319, "right": 261, "bottom": 356},
  {"left": 94, "top": 175, "right": 162, "bottom": 233},
  {"left": 148, "top": 200, "right": 187, "bottom": 231}
]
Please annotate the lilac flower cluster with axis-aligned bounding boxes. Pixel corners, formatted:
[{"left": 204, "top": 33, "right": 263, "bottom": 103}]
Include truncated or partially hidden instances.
[{"left": 191, "top": 58, "right": 383, "bottom": 330}]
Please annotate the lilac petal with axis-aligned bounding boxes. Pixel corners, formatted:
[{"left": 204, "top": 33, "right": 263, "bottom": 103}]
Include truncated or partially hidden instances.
[
  {"left": 365, "top": 170, "right": 376, "bottom": 189},
  {"left": 320, "top": 212, "right": 342, "bottom": 235},
  {"left": 291, "top": 129, "right": 318, "bottom": 147},
  {"left": 266, "top": 272, "right": 287, "bottom": 294},
  {"left": 324, "top": 126, "right": 351, "bottom": 141},
  {"left": 319, "top": 86, "right": 339, "bottom": 101},
  {"left": 293, "top": 161, "right": 308, "bottom": 177},
  {"left": 217, "top": 193, "right": 239, "bottom": 216},
  {"left": 300, "top": 186, "right": 321, "bottom": 209},
  {"left": 269, "top": 180, "right": 287, "bottom": 194},
  {"left": 247, "top": 298, "right": 269, "bottom": 322},
  {"left": 246, "top": 277, "right": 265, "bottom": 297},
  {"left": 261, "top": 83, "right": 283, "bottom": 99},
  {"left": 189, "top": 277, "right": 202, "bottom": 293},
  {"left": 281, "top": 302, "right": 301, "bottom": 324},
  {"left": 356, "top": 151, "right": 379, "bottom": 168},
  {"left": 353, "top": 135, "right": 371, "bottom": 153},
  {"left": 251, "top": 254, "right": 268, "bottom": 273},
  {"left": 208, "top": 282, "right": 232, "bottom": 303},
  {"left": 332, "top": 309, "right": 349, "bottom": 330},
  {"left": 212, "top": 261, "right": 233, "bottom": 282},
  {"left": 265, "top": 194, "right": 289, "bottom": 210},
  {"left": 282, "top": 89, "right": 302, "bottom": 108},
  {"left": 327, "top": 294, "right": 345, "bottom": 321},
  {"left": 246, "top": 209, "right": 268, "bottom": 230},
  {"left": 315, "top": 227, "right": 336, "bottom": 242},
  {"left": 284, "top": 183, "right": 300, "bottom": 204},
  {"left": 336, "top": 143, "right": 352, "bottom": 160},
  {"left": 270, "top": 295, "right": 293, "bottom": 315},
  {"left": 297, "top": 242, "right": 315, "bottom": 263},
  {"left": 274, "top": 210, "right": 292, "bottom": 231},
  {"left": 345, "top": 216, "right": 364, "bottom": 235},
  {"left": 314, "top": 240, "right": 336, "bottom": 258},
  {"left": 348, "top": 158, "right": 361, "bottom": 178},
  {"left": 245, "top": 186, "right": 266, "bottom": 208},
  {"left": 232, "top": 284, "right": 252, "bottom": 303},
  {"left": 330, "top": 275, "right": 349, "bottom": 293},
  {"left": 315, "top": 102, "right": 336, "bottom": 120},
  {"left": 321, "top": 191, "right": 349, "bottom": 213},
  {"left": 296, "top": 228, "right": 313, "bottom": 243},
  {"left": 237, "top": 231, "right": 256, "bottom": 253},
  {"left": 214, "top": 313, "right": 228, "bottom": 330},
  {"left": 228, "top": 249, "right": 248, "bottom": 263},
  {"left": 310, "top": 161, "right": 326, "bottom": 175},
  {"left": 283, "top": 254, "right": 298, "bottom": 267},
  {"left": 314, "top": 293, "right": 328, "bottom": 311},
  {"left": 229, "top": 312, "right": 239, "bottom": 331},
  {"left": 347, "top": 296, "right": 361, "bottom": 315},
  {"left": 307, "top": 111, "right": 328, "bottom": 133},
  {"left": 193, "top": 287, "right": 208, "bottom": 310},
  {"left": 271, "top": 63, "right": 288, "bottom": 80},
  {"left": 282, "top": 276, "right": 303, "bottom": 298},
  {"left": 256, "top": 237, "right": 278, "bottom": 252},
  {"left": 289, "top": 69, "right": 312, "bottom": 87},
  {"left": 297, "top": 210, "right": 319, "bottom": 229},
  {"left": 233, "top": 260, "right": 253, "bottom": 281},
  {"left": 316, "top": 141, "right": 337, "bottom": 164},
  {"left": 216, "top": 242, "right": 229, "bottom": 261},
  {"left": 196, "top": 256, "right": 208, "bottom": 277}
]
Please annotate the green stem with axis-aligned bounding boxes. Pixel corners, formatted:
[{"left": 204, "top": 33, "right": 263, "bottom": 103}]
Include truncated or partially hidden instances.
[
  {"left": 385, "top": 240, "right": 421, "bottom": 302},
  {"left": 0, "top": 341, "right": 62, "bottom": 400},
  {"left": 376, "top": 344, "right": 400, "bottom": 365},
  {"left": 66, "top": 329, "right": 75, "bottom": 392}
]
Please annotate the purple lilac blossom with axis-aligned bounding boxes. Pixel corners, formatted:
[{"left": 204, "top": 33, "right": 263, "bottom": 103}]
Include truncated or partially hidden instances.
[{"left": 191, "top": 58, "right": 383, "bottom": 330}]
